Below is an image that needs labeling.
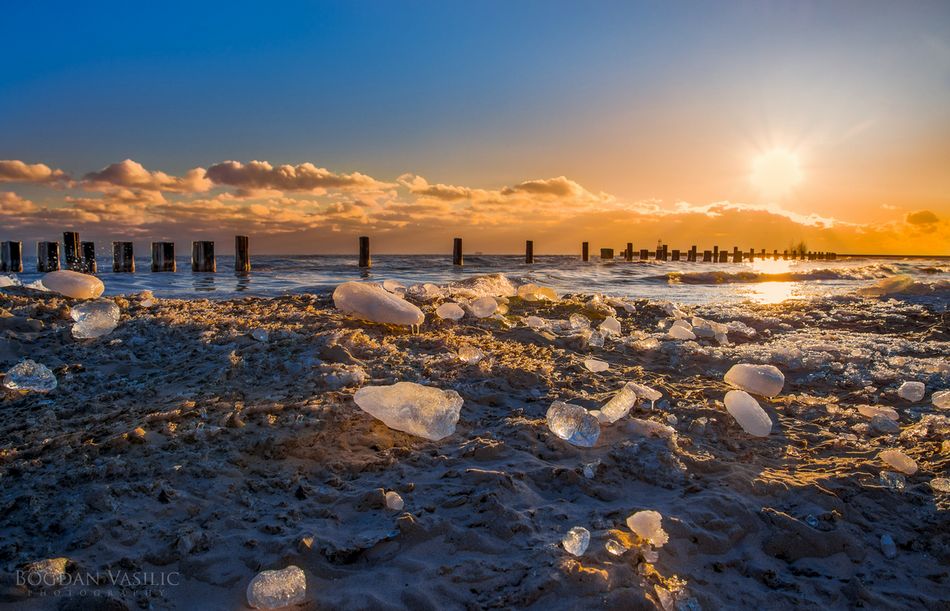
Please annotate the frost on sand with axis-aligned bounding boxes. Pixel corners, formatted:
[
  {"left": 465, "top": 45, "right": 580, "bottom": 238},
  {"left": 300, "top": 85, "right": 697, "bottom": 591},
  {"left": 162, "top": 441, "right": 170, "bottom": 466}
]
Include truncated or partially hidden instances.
[{"left": 354, "top": 382, "right": 463, "bottom": 441}]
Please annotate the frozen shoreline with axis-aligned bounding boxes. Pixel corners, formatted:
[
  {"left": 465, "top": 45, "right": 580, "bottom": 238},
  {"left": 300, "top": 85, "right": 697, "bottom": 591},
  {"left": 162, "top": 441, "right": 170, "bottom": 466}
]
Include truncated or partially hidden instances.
[{"left": 0, "top": 281, "right": 948, "bottom": 609}]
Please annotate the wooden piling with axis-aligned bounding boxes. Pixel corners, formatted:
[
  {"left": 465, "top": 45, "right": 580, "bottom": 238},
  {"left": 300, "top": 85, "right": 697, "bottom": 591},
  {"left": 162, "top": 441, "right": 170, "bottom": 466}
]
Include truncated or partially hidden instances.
[
  {"left": 662, "top": 245, "right": 668, "bottom": 260},
  {"left": 63, "top": 231, "right": 82, "bottom": 271},
  {"left": 733, "top": 247, "right": 742, "bottom": 263},
  {"left": 235, "top": 235, "right": 251, "bottom": 272},
  {"left": 452, "top": 238, "right": 463, "bottom": 266},
  {"left": 748, "top": 248, "right": 755, "bottom": 262},
  {"left": 639, "top": 249, "right": 649, "bottom": 260},
  {"left": 625, "top": 243, "right": 633, "bottom": 262},
  {"left": 582, "top": 242, "right": 589, "bottom": 262},
  {"left": 718, "top": 250, "right": 727, "bottom": 263},
  {"left": 671, "top": 249, "right": 680, "bottom": 261},
  {"left": 525, "top": 240, "right": 534, "bottom": 264},
  {"left": 702, "top": 250, "right": 712, "bottom": 262},
  {"left": 358, "top": 236, "right": 371, "bottom": 268},
  {"left": 81, "top": 241, "right": 96, "bottom": 273},
  {"left": 151, "top": 242, "right": 176, "bottom": 272},
  {"left": 0, "top": 241, "right": 23, "bottom": 273},
  {"left": 689, "top": 245, "right": 697, "bottom": 262},
  {"left": 713, "top": 246, "right": 719, "bottom": 261},
  {"left": 37, "top": 241, "right": 60, "bottom": 272},
  {"left": 192, "top": 241, "right": 216, "bottom": 272},
  {"left": 600, "top": 248, "right": 614, "bottom": 260},
  {"left": 113, "top": 242, "right": 135, "bottom": 273}
]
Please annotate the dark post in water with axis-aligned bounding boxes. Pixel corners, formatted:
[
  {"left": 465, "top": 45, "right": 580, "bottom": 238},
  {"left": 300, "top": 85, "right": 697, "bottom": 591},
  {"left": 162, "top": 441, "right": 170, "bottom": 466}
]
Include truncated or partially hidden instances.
[
  {"left": 671, "top": 249, "right": 680, "bottom": 261},
  {"left": 151, "top": 242, "right": 176, "bottom": 272},
  {"left": 625, "top": 243, "right": 633, "bottom": 262},
  {"left": 37, "top": 241, "right": 60, "bottom": 272},
  {"left": 113, "top": 242, "right": 135, "bottom": 272},
  {"left": 719, "top": 250, "right": 728, "bottom": 262},
  {"left": 235, "top": 235, "right": 251, "bottom": 273},
  {"left": 358, "top": 236, "right": 371, "bottom": 268},
  {"left": 713, "top": 246, "right": 719, "bottom": 261},
  {"left": 525, "top": 240, "right": 534, "bottom": 264},
  {"left": 192, "top": 241, "right": 216, "bottom": 272},
  {"left": 600, "top": 248, "right": 614, "bottom": 260},
  {"left": 0, "top": 241, "right": 23, "bottom": 273},
  {"left": 452, "top": 238, "right": 463, "bottom": 266},
  {"left": 81, "top": 241, "right": 96, "bottom": 273},
  {"left": 639, "top": 248, "right": 649, "bottom": 260},
  {"left": 63, "top": 231, "right": 82, "bottom": 271},
  {"left": 582, "top": 242, "right": 589, "bottom": 262}
]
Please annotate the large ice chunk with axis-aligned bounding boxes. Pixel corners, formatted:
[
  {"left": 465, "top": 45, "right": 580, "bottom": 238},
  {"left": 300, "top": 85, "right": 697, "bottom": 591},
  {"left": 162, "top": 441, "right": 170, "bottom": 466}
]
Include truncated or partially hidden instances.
[
  {"left": 470, "top": 296, "right": 498, "bottom": 318},
  {"left": 333, "top": 282, "right": 424, "bottom": 326},
  {"left": 516, "top": 283, "right": 558, "bottom": 301},
  {"left": 934, "top": 390, "right": 950, "bottom": 409},
  {"left": 583, "top": 358, "right": 609, "bottom": 373},
  {"left": 724, "top": 390, "right": 772, "bottom": 436},
  {"left": 857, "top": 404, "right": 898, "bottom": 421},
  {"left": 546, "top": 401, "right": 600, "bottom": 447},
  {"left": 724, "top": 364, "right": 784, "bottom": 397},
  {"left": 435, "top": 302, "right": 465, "bottom": 320},
  {"left": 879, "top": 449, "right": 917, "bottom": 475},
  {"left": 897, "top": 381, "right": 925, "bottom": 402},
  {"left": 626, "top": 510, "right": 668, "bottom": 547},
  {"left": 71, "top": 300, "right": 120, "bottom": 339},
  {"left": 354, "top": 382, "right": 462, "bottom": 441},
  {"left": 599, "top": 316, "right": 621, "bottom": 336},
  {"left": 562, "top": 526, "right": 590, "bottom": 556},
  {"left": 246, "top": 566, "right": 307, "bottom": 609},
  {"left": 41, "top": 270, "right": 104, "bottom": 299},
  {"left": 3, "top": 360, "right": 57, "bottom": 393}
]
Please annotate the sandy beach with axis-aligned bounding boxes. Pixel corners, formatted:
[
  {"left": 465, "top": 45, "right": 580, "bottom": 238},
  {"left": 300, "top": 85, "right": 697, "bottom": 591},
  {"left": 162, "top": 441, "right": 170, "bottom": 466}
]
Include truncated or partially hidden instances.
[{"left": 0, "top": 276, "right": 947, "bottom": 610}]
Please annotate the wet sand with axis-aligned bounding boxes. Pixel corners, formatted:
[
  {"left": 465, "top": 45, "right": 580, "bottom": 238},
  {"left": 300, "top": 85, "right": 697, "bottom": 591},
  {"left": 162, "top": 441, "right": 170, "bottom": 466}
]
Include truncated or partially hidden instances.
[{"left": 0, "top": 281, "right": 948, "bottom": 610}]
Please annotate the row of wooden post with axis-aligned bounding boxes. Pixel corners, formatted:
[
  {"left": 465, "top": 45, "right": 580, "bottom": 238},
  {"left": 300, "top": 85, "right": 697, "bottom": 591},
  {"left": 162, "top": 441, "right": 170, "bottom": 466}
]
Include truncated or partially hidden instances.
[
  {"left": 0, "top": 232, "right": 251, "bottom": 273},
  {"left": 354, "top": 236, "right": 836, "bottom": 268}
]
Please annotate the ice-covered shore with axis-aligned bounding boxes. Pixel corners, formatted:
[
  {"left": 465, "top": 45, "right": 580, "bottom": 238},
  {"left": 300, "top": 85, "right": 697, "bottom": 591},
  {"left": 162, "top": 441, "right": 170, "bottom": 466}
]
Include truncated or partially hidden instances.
[{"left": 0, "top": 275, "right": 947, "bottom": 609}]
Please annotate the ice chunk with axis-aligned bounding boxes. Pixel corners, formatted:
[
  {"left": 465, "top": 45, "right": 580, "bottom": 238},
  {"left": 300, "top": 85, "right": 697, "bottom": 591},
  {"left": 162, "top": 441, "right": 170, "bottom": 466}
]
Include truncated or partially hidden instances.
[
  {"left": 0, "top": 274, "right": 21, "bottom": 288},
  {"left": 517, "top": 283, "right": 557, "bottom": 301},
  {"left": 250, "top": 328, "right": 269, "bottom": 342},
  {"left": 470, "top": 296, "right": 498, "bottom": 318},
  {"left": 524, "top": 316, "right": 546, "bottom": 329},
  {"left": 605, "top": 539, "right": 628, "bottom": 556},
  {"left": 600, "top": 383, "right": 638, "bottom": 423},
  {"left": 41, "top": 270, "right": 105, "bottom": 299},
  {"left": 457, "top": 345, "right": 485, "bottom": 364},
  {"left": 448, "top": 273, "right": 517, "bottom": 299},
  {"left": 880, "top": 534, "right": 897, "bottom": 559},
  {"left": 599, "top": 316, "right": 621, "bottom": 336},
  {"left": 382, "top": 279, "right": 405, "bottom": 293},
  {"left": 897, "top": 381, "right": 925, "bottom": 402},
  {"left": 246, "top": 566, "right": 307, "bottom": 609},
  {"left": 879, "top": 471, "right": 906, "bottom": 491},
  {"left": 435, "top": 302, "right": 465, "bottom": 320},
  {"left": 724, "top": 390, "right": 772, "bottom": 436},
  {"left": 857, "top": 404, "right": 898, "bottom": 421},
  {"left": 561, "top": 526, "right": 590, "bottom": 556},
  {"left": 546, "top": 401, "right": 600, "bottom": 447},
  {"left": 70, "top": 300, "right": 120, "bottom": 339},
  {"left": 353, "top": 382, "right": 462, "bottom": 441},
  {"left": 879, "top": 449, "right": 917, "bottom": 475},
  {"left": 569, "top": 313, "right": 590, "bottom": 330},
  {"left": 626, "top": 510, "right": 668, "bottom": 547},
  {"left": 406, "top": 282, "right": 443, "bottom": 301},
  {"left": 333, "top": 282, "right": 424, "bottom": 326},
  {"left": 668, "top": 325, "right": 696, "bottom": 340},
  {"left": 3, "top": 360, "right": 57, "bottom": 393},
  {"left": 582, "top": 459, "right": 600, "bottom": 479},
  {"left": 385, "top": 491, "right": 404, "bottom": 510},
  {"left": 583, "top": 358, "right": 609, "bottom": 373},
  {"left": 724, "top": 364, "right": 785, "bottom": 397},
  {"left": 933, "top": 390, "right": 950, "bottom": 409},
  {"left": 628, "top": 382, "right": 662, "bottom": 403},
  {"left": 930, "top": 478, "right": 950, "bottom": 493},
  {"left": 587, "top": 331, "right": 605, "bottom": 348},
  {"left": 869, "top": 415, "right": 900, "bottom": 435}
]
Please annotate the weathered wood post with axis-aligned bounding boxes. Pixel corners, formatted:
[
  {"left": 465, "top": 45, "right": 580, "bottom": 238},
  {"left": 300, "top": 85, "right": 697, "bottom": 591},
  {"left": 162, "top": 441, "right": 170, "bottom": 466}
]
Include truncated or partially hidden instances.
[
  {"left": 625, "top": 243, "right": 633, "bottom": 262},
  {"left": 63, "top": 231, "right": 82, "bottom": 271},
  {"left": 712, "top": 246, "right": 719, "bottom": 262},
  {"left": 689, "top": 245, "right": 698, "bottom": 262},
  {"left": 782, "top": 250, "right": 788, "bottom": 260},
  {"left": 671, "top": 249, "right": 680, "bottom": 261},
  {"left": 639, "top": 248, "right": 649, "bottom": 260},
  {"left": 581, "top": 242, "right": 589, "bottom": 262},
  {"left": 452, "top": 237, "right": 463, "bottom": 266},
  {"left": 192, "top": 241, "right": 216, "bottom": 272},
  {"left": 525, "top": 240, "right": 534, "bottom": 264},
  {"left": 151, "top": 242, "right": 176, "bottom": 272},
  {"left": 662, "top": 244, "right": 669, "bottom": 260},
  {"left": 748, "top": 248, "right": 755, "bottom": 262},
  {"left": 733, "top": 247, "right": 742, "bottom": 263},
  {"left": 600, "top": 248, "right": 614, "bottom": 260},
  {"left": 81, "top": 241, "right": 96, "bottom": 273},
  {"left": 37, "top": 241, "right": 60, "bottom": 272},
  {"left": 654, "top": 245, "right": 662, "bottom": 260},
  {"left": 113, "top": 241, "right": 135, "bottom": 272},
  {"left": 702, "top": 250, "right": 712, "bottom": 262},
  {"left": 358, "top": 236, "right": 371, "bottom": 268},
  {"left": 235, "top": 235, "right": 251, "bottom": 273},
  {"left": 0, "top": 241, "right": 23, "bottom": 272},
  {"left": 718, "top": 250, "right": 728, "bottom": 263}
]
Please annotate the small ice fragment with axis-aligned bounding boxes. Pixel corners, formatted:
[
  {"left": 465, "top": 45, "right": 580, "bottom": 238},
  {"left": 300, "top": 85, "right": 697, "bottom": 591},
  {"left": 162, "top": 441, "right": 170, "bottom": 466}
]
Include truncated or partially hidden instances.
[
  {"left": 457, "top": 345, "right": 485, "bottom": 364},
  {"left": 382, "top": 279, "right": 405, "bottom": 293},
  {"left": 599, "top": 316, "right": 621, "bottom": 336},
  {"left": 897, "top": 381, "right": 925, "bottom": 402},
  {"left": 930, "top": 478, "right": 950, "bottom": 493},
  {"left": 524, "top": 316, "right": 546, "bottom": 329},
  {"left": 583, "top": 358, "right": 609, "bottom": 373},
  {"left": 869, "top": 415, "right": 900, "bottom": 435},
  {"left": 246, "top": 565, "right": 307, "bottom": 609},
  {"left": 250, "top": 328, "right": 269, "bottom": 342},
  {"left": 643, "top": 548, "right": 659, "bottom": 563},
  {"left": 605, "top": 539, "right": 627, "bottom": 556},
  {"left": 587, "top": 331, "right": 605, "bottom": 348},
  {"left": 470, "top": 296, "right": 498, "bottom": 318},
  {"left": 879, "top": 470, "right": 906, "bottom": 492},
  {"left": 41, "top": 270, "right": 105, "bottom": 299},
  {"left": 561, "top": 526, "right": 590, "bottom": 556},
  {"left": 333, "top": 282, "right": 425, "bottom": 326},
  {"left": 668, "top": 325, "right": 696, "bottom": 340},
  {"left": 856, "top": 404, "right": 898, "bottom": 421},
  {"left": 879, "top": 449, "right": 917, "bottom": 474},
  {"left": 385, "top": 491, "right": 404, "bottom": 511},
  {"left": 724, "top": 364, "right": 785, "bottom": 397},
  {"left": 0, "top": 274, "right": 20, "bottom": 288},
  {"left": 626, "top": 510, "right": 668, "bottom": 547},
  {"left": 933, "top": 390, "right": 950, "bottom": 409},
  {"left": 546, "top": 401, "right": 600, "bottom": 447},
  {"left": 880, "top": 534, "right": 897, "bottom": 559},
  {"left": 517, "top": 283, "right": 558, "bottom": 301},
  {"left": 582, "top": 460, "right": 600, "bottom": 479},
  {"left": 628, "top": 383, "right": 662, "bottom": 403},
  {"left": 724, "top": 390, "right": 772, "bottom": 436},
  {"left": 805, "top": 515, "right": 819, "bottom": 528},
  {"left": 3, "top": 360, "right": 57, "bottom": 393},
  {"left": 70, "top": 300, "right": 120, "bottom": 339},
  {"left": 600, "top": 383, "right": 638, "bottom": 423},
  {"left": 435, "top": 302, "right": 465, "bottom": 320},
  {"left": 671, "top": 319, "right": 692, "bottom": 331},
  {"left": 569, "top": 313, "right": 590, "bottom": 330},
  {"left": 353, "top": 382, "right": 463, "bottom": 441}
]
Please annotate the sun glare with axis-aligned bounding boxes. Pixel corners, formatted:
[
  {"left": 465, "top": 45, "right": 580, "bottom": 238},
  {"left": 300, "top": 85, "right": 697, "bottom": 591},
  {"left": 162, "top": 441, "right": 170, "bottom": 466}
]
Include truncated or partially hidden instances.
[{"left": 750, "top": 149, "right": 803, "bottom": 199}]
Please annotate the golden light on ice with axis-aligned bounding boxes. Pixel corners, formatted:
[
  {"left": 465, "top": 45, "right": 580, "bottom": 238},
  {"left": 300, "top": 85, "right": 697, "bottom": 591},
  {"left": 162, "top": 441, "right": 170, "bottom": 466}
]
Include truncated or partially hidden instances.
[{"left": 750, "top": 149, "right": 803, "bottom": 199}]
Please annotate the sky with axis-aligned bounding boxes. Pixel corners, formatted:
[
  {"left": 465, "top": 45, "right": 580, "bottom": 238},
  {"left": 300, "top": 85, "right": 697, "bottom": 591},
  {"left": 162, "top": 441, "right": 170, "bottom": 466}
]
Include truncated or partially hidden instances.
[{"left": 1, "top": 1, "right": 948, "bottom": 255}]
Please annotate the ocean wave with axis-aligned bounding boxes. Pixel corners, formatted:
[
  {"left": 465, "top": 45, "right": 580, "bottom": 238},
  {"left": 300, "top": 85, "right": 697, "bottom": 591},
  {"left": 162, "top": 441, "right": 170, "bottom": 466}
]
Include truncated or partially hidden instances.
[
  {"left": 665, "top": 266, "right": 895, "bottom": 284},
  {"left": 856, "top": 274, "right": 950, "bottom": 297}
]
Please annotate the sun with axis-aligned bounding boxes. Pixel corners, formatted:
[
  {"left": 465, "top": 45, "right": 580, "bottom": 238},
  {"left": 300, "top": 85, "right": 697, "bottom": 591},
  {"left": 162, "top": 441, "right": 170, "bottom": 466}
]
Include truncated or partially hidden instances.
[{"left": 750, "top": 149, "right": 803, "bottom": 199}]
